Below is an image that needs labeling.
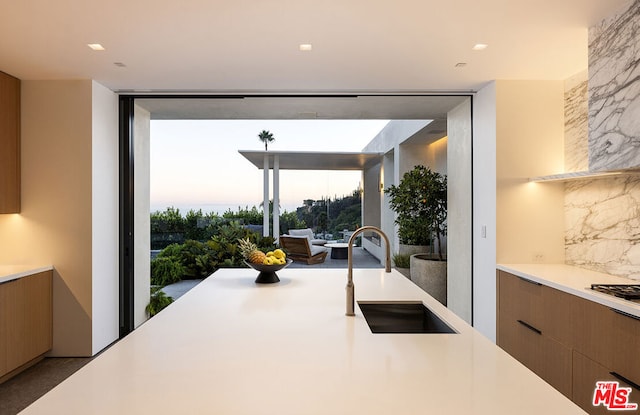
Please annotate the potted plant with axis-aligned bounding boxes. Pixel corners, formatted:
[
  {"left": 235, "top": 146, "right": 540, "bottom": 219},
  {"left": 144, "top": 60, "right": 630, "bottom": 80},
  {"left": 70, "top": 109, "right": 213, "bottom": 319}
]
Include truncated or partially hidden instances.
[
  {"left": 384, "top": 165, "right": 447, "bottom": 259},
  {"left": 385, "top": 165, "right": 447, "bottom": 305}
]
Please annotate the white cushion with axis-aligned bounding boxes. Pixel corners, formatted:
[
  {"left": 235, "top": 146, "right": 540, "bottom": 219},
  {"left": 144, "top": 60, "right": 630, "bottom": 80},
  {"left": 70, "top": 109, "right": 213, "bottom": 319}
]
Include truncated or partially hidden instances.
[
  {"left": 289, "top": 228, "right": 314, "bottom": 240},
  {"left": 288, "top": 228, "right": 328, "bottom": 245},
  {"left": 310, "top": 244, "right": 328, "bottom": 256}
]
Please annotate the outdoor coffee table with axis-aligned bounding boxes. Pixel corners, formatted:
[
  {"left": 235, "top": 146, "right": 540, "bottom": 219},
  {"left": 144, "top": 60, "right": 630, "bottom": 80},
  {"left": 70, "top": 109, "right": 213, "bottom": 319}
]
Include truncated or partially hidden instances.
[{"left": 325, "top": 243, "right": 349, "bottom": 259}]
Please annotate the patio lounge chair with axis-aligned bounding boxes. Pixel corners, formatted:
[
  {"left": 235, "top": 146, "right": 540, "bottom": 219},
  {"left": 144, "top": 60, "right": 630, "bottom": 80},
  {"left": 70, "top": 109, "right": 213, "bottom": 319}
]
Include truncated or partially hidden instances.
[
  {"left": 279, "top": 235, "right": 328, "bottom": 265},
  {"left": 285, "top": 228, "right": 327, "bottom": 245}
]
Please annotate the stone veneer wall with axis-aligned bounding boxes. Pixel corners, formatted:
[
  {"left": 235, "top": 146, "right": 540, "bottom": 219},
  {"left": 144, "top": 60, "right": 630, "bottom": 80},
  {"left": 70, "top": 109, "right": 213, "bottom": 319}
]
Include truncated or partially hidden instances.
[
  {"left": 588, "top": 0, "right": 640, "bottom": 171},
  {"left": 563, "top": 2, "right": 640, "bottom": 280},
  {"left": 564, "top": 72, "right": 588, "bottom": 172},
  {"left": 565, "top": 177, "right": 640, "bottom": 280}
]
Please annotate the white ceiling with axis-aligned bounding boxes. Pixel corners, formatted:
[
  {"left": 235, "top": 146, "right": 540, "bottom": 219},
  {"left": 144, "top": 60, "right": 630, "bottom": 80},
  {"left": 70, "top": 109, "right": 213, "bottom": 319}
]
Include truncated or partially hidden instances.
[
  {"left": 0, "top": 0, "right": 630, "bottom": 93},
  {"left": 137, "top": 95, "right": 468, "bottom": 119}
]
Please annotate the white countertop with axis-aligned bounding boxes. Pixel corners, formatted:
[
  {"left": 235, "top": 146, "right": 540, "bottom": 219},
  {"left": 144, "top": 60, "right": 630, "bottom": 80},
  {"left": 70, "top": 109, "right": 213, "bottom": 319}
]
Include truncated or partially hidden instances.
[
  {"left": 21, "top": 268, "right": 585, "bottom": 414},
  {"left": 0, "top": 265, "right": 53, "bottom": 284},
  {"left": 497, "top": 263, "right": 640, "bottom": 318}
]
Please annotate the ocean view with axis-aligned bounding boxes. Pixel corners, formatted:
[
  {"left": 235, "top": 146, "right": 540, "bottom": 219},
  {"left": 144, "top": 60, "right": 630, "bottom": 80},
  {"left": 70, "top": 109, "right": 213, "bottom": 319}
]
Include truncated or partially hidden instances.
[{"left": 150, "top": 201, "right": 302, "bottom": 216}]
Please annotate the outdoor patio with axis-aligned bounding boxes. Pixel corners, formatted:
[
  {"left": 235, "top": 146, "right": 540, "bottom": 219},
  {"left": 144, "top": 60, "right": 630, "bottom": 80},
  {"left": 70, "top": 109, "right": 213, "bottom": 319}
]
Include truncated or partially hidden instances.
[{"left": 287, "top": 246, "right": 382, "bottom": 269}]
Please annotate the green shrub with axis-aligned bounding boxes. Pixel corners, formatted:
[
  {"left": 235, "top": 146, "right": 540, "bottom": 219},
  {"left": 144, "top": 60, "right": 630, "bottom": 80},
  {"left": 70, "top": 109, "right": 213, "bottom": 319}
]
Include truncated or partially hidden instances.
[
  {"left": 146, "top": 287, "right": 173, "bottom": 317},
  {"left": 150, "top": 256, "right": 185, "bottom": 286},
  {"left": 392, "top": 253, "right": 411, "bottom": 268},
  {"left": 152, "top": 222, "right": 279, "bottom": 281}
]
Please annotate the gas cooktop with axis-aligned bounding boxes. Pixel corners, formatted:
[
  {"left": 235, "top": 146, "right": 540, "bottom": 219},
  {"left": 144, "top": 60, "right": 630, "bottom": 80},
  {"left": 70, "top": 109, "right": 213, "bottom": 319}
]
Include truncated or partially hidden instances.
[{"left": 590, "top": 284, "right": 640, "bottom": 300}]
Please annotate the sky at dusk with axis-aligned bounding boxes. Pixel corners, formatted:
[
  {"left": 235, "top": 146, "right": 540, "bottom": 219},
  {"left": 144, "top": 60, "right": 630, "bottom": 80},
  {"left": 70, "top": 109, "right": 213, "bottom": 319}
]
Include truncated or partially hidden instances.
[{"left": 150, "top": 120, "right": 389, "bottom": 215}]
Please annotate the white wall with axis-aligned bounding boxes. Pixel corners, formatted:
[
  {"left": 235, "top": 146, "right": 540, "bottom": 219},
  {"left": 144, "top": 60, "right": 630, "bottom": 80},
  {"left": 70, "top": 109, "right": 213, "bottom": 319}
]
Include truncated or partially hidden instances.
[
  {"left": 422, "top": 138, "right": 447, "bottom": 175},
  {"left": 495, "top": 81, "right": 565, "bottom": 265},
  {"left": 362, "top": 121, "right": 431, "bottom": 153},
  {"left": 473, "top": 81, "right": 566, "bottom": 342},
  {"left": 0, "top": 80, "right": 120, "bottom": 356},
  {"left": 362, "top": 163, "right": 381, "bottom": 228},
  {"left": 382, "top": 152, "right": 396, "bottom": 253},
  {"left": 134, "top": 105, "right": 151, "bottom": 328},
  {"left": 447, "top": 99, "right": 472, "bottom": 324},
  {"left": 473, "top": 83, "right": 498, "bottom": 341},
  {"left": 91, "top": 81, "right": 119, "bottom": 353},
  {"left": 399, "top": 142, "right": 431, "bottom": 176}
]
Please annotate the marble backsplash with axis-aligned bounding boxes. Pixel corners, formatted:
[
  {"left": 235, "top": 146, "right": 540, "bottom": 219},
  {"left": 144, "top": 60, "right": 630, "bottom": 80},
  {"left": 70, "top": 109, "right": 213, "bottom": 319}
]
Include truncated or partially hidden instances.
[
  {"left": 588, "top": 0, "right": 640, "bottom": 172},
  {"left": 563, "top": 0, "right": 640, "bottom": 280},
  {"left": 565, "top": 176, "right": 640, "bottom": 280},
  {"left": 564, "top": 74, "right": 588, "bottom": 172}
]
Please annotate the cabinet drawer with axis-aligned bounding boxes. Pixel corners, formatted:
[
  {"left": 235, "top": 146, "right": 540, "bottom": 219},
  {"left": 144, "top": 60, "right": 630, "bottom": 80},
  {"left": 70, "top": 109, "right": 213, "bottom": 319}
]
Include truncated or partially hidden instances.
[
  {"left": 609, "top": 309, "right": 640, "bottom": 387},
  {"left": 573, "top": 351, "right": 640, "bottom": 415},
  {"left": 0, "top": 271, "right": 52, "bottom": 379},
  {"left": 541, "top": 285, "right": 574, "bottom": 347},
  {"left": 538, "top": 334, "right": 573, "bottom": 399},
  {"left": 497, "top": 270, "right": 543, "bottom": 330},
  {"left": 499, "top": 318, "right": 572, "bottom": 398}
]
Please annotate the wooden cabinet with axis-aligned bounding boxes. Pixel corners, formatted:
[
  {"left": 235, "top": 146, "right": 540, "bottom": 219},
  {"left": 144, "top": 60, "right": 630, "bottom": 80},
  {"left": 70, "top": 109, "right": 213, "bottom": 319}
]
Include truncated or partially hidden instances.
[
  {"left": 498, "top": 270, "right": 640, "bottom": 414},
  {"left": 609, "top": 308, "right": 640, "bottom": 386},
  {"left": 0, "top": 271, "right": 52, "bottom": 382},
  {"left": 572, "top": 293, "right": 615, "bottom": 369},
  {"left": 0, "top": 70, "right": 21, "bottom": 214},
  {"left": 497, "top": 270, "right": 572, "bottom": 398},
  {"left": 573, "top": 351, "right": 619, "bottom": 415}
]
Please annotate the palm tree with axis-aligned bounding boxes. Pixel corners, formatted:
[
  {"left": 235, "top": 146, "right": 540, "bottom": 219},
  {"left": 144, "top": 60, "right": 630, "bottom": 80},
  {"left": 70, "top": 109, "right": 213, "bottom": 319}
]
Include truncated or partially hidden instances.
[{"left": 258, "top": 130, "right": 275, "bottom": 151}]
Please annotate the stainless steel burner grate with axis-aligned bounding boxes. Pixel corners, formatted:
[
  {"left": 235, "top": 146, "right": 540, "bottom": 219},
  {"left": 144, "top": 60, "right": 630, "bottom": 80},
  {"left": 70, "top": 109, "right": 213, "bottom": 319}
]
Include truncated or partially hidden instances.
[{"left": 590, "top": 284, "right": 640, "bottom": 300}]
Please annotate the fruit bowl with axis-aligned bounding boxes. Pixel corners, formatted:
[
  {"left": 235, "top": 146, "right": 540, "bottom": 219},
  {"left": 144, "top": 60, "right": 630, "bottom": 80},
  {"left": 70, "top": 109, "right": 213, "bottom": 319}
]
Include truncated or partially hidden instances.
[{"left": 244, "top": 259, "right": 292, "bottom": 284}]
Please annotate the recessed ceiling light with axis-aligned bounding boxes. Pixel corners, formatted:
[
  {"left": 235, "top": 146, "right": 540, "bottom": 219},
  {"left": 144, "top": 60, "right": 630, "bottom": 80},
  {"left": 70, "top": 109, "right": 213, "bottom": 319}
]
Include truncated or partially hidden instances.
[
  {"left": 87, "top": 44, "right": 105, "bottom": 51},
  {"left": 299, "top": 44, "right": 313, "bottom": 51},
  {"left": 472, "top": 43, "right": 488, "bottom": 51},
  {"left": 455, "top": 62, "right": 467, "bottom": 68}
]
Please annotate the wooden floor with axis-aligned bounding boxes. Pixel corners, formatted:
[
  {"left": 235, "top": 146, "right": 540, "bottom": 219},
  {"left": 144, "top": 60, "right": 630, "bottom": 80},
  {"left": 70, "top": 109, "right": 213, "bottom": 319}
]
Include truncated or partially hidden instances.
[{"left": 0, "top": 357, "right": 92, "bottom": 415}]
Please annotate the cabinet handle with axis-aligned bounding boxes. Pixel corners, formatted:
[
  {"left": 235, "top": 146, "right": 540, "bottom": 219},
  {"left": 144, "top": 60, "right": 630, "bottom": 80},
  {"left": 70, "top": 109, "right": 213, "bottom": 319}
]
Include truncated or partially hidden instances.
[
  {"left": 517, "top": 276, "right": 542, "bottom": 286},
  {"left": 610, "top": 372, "right": 640, "bottom": 391},
  {"left": 517, "top": 319, "right": 542, "bottom": 335},
  {"left": 610, "top": 308, "right": 640, "bottom": 322}
]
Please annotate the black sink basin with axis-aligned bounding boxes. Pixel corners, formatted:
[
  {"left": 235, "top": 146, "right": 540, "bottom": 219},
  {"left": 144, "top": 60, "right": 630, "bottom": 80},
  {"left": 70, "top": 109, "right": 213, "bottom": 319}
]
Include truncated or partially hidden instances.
[{"left": 358, "top": 301, "right": 457, "bottom": 334}]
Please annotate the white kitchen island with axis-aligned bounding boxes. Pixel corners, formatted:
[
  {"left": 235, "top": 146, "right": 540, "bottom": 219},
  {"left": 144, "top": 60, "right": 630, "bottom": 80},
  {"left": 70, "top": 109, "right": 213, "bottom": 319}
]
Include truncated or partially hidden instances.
[{"left": 20, "top": 268, "right": 586, "bottom": 414}]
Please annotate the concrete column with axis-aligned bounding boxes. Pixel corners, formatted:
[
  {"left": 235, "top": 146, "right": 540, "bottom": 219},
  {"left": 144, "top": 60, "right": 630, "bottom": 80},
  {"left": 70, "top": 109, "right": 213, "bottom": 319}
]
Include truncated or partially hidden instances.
[
  {"left": 273, "top": 155, "right": 280, "bottom": 241},
  {"left": 263, "top": 154, "right": 269, "bottom": 237}
]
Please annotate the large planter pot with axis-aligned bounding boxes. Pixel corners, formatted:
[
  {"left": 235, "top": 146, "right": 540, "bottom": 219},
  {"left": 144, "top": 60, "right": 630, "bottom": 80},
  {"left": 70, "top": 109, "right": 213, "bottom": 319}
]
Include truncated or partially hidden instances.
[
  {"left": 410, "top": 254, "right": 447, "bottom": 306},
  {"left": 399, "top": 243, "right": 430, "bottom": 256}
]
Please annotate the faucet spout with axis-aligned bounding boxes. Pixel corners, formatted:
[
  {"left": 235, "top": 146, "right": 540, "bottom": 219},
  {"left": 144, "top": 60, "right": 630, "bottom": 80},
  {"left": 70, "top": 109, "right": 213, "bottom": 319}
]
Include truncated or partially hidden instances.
[{"left": 346, "top": 226, "right": 391, "bottom": 316}]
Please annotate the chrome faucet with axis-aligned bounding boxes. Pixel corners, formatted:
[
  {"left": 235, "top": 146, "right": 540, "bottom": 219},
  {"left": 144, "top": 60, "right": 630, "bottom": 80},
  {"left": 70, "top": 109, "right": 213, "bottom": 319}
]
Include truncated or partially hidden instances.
[{"left": 346, "top": 226, "right": 392, "bottom": 316}]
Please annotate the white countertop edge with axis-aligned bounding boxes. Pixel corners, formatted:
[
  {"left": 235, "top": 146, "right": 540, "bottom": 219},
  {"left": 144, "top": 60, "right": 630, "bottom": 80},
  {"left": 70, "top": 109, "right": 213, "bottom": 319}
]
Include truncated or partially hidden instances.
[
  {"left": 497, "top": 263, "right": 640, "bottom": 318},
  {"left": 20, "top": 267, "right": 586, "bottom": 415},
  {"left": 0, "top": 265, "right": 54, "bottom": 284}
]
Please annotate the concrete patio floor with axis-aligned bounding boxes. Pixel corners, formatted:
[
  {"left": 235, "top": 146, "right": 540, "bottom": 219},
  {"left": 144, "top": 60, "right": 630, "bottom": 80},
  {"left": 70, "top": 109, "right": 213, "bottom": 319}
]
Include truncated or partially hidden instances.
[{"left": 287, "top": 246, "right": 383, "bottom": 269}]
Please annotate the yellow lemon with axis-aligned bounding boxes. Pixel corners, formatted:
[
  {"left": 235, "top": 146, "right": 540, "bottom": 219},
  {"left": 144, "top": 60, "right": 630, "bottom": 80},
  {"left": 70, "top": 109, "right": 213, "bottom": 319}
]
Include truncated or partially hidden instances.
[
  {"left": 266, "top": 251, "right": 275, "bottom": 257},
  {"left": 274, "top": 249, "right": 285, "bottom": 259}
]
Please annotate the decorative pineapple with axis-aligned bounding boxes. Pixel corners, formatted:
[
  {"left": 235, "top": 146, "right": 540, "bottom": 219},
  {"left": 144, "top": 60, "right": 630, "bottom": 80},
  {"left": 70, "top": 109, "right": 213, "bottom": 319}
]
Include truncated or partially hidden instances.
[{"left": 238, "top": 238, "right": 267, "bottom": 264}]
